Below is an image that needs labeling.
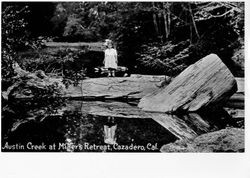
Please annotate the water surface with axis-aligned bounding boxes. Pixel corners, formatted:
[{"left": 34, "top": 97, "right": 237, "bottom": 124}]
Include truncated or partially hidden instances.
[{"left": 1, "top": 100, "right": 243, "bottom": 152}]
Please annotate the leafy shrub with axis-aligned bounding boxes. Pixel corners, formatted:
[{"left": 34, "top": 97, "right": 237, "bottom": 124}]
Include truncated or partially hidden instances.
[{"left": 1, "top": 5, "right": 30, "bottom": 89}]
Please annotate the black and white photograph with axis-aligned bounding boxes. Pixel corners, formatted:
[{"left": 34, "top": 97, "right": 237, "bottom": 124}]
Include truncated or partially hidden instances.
[{"left": 1, "top": 1, "right": 245, "bottom": 154}]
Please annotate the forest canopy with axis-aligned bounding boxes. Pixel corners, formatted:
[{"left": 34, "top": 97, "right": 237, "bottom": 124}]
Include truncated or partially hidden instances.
[{"left": 1, "top": 1, "right": 244, "bottom": 88}]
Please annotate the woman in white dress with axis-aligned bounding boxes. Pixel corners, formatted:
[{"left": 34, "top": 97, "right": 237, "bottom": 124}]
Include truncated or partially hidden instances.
[{"left": 103, "top": 40, "right": 118, "bottom": 77}]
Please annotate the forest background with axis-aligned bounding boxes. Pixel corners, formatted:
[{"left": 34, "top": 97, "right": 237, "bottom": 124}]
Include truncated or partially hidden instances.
[{"left": 1, "top": 1, "right": 244, "bottom": 93}]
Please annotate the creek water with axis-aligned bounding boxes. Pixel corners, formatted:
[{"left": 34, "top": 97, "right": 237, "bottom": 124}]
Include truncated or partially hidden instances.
[{"left": 1, "top": 100, "right": 243, "bottom": 152}]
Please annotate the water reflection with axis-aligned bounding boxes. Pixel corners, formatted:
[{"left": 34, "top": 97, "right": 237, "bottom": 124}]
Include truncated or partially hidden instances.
[
  {"left": 1, "top": 100, "right": 244, "bottom": 152},
  {"left": 104, "top": 117, "right": 117, "bottom": 145}
]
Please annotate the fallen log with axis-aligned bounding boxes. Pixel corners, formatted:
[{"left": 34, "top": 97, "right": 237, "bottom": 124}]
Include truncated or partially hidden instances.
[
  {"left": 68, "top": 100, "right": 235, "bottom": 140},
  {"left": 225, "top": 93, "right": 244, "bottom": 109},
  {"left": 2, "top": 62, "right": 66, "bottom": 100},
  {"left": 138, "top": 54, "right": 238, "bottom": 113},
  {"left": 70, "top": 101, "right": 200, "bottom": 139},
  {"left": 224, "top": 108, "right": 244, "bottom": 119},
  {"left": 6, "top": 62, "right": 243, "bottom": 110},
  {"left": 65, "top": 76, "right": 243, "bottom": 109},
  {"left": 234, "top": 77, "right": 244, "bottom": 93},
  {"left": 11, "top": 73, "right": 243, "bottom": 110},
  {"left": 65, "top": 74, "right": 172, "bottom": 100}
]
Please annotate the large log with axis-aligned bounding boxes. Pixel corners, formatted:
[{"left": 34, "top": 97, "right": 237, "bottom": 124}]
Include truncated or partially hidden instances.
[
  {"left": 65, "top": 74, "right": 171, "bottom": 100},
  {"left": 2, "top": 63, "right": 66, "bottom": 100},
  {"left": 67, "top": 101, "right": 236, "bottom": 140},
  {"left": 8, "top": 61, "right": 243, "bottom": 109},
  {"left": 10, "top": 70, "right": 243, "bottom": 110},
  {"left": 138, "top": 54, "right": 238, "bottom": 113},
  {"left": 65, "top": 76, "right": 243, "bottom": 109}
]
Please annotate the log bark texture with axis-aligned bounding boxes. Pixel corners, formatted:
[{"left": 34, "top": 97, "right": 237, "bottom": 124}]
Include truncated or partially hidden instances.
[
  {"left": 138, "top": 54, "right": 238, "bottom": 113},
  {"left": 65, "top": 75, "right": 171, "bottom": 100}
]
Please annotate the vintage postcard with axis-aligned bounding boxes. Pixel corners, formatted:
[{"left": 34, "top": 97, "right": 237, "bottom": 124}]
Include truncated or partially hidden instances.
[{"left": 1, "top": 1, "right": 245, "bottom": 154}]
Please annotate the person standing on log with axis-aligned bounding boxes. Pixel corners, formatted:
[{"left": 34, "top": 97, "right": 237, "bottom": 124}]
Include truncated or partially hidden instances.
[{"left": 103, "top": 39, "right": 118, "bottom": 77}]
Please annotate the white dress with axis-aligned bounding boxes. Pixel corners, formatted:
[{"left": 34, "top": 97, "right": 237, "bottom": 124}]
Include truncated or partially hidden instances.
[{"left": 104, "top": 48, "right": 118, "bottom": 69}]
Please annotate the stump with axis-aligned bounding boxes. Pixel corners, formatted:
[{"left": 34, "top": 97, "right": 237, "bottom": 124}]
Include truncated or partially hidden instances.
[{"left": 138, "top": 54, "right": 237, "bottom": 113}]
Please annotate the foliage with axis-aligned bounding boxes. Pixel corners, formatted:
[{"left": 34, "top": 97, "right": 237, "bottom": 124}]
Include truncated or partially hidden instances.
[
  {"left": 52, "top": 2, "right": 112, "bottom": 41},
  {"left": 1, "top": 5, "right": 30, "bottom": 89},
  {"left": 2, "top": 2, "right": 245, "bottom": 83},
  {"left": 136, "top": 2, "right": 244, "bottom": 76},
  {"left": 1, "top": 4, "right": 69, "bottom": 102},
  {"left": 137, "top": 40, "right": 190, "bottom": 76}
]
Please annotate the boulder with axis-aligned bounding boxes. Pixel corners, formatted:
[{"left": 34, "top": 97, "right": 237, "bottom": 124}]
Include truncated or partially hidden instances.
[
  {"left": 138, "top": 54, "right": 237, "bottom": 113},
  {"left": 160, "top": 128, "right": 244, "bottom": 152}
]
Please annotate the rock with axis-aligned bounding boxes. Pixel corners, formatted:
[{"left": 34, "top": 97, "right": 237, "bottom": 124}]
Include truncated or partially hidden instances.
[
  {"left": 160, "top": 128, "right": 244, "bottom": 152},
  {"left": 138, "top": 54, "right": 238, "bottom": 113}
]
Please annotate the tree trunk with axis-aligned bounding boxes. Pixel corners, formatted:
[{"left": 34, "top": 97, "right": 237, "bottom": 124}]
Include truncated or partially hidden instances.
[
  {"left": 163, "top": 10, "right": 169, "bottom": 39},
  {"left": 152, "top": 2, "right": 159, "bottom": 37},
  {"left": 189, "top": 4, "right": 200, "bottom": 40},
  {"left": 167, "top": 6, "right": 171, "bottom": 37},
  {"left": 138, "top": 54, "right": 238, "bottom": 113},
  {"left": 163, "top": 2, "right": 171, "bottom": 40}
]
